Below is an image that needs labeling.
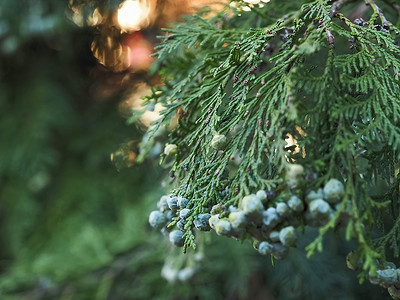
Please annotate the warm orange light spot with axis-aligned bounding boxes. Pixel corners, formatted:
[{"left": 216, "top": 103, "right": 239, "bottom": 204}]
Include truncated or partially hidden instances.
[
  {"left": 124, "top": 32, "right": 154, "bottom": 71},
  {"left": 117, "top": 0, "right": 150, "bottom": 32},
  {"left": 127, "top": 151, "right": 137, "bottom": 165}
]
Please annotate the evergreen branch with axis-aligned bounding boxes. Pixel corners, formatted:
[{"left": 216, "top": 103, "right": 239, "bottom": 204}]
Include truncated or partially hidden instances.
[{"left": 142, "top": 2, "right": 400, "bottom": 291}]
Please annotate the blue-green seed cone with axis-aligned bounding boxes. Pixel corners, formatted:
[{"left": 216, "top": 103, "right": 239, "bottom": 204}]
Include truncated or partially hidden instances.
[
  {"left": 169, "top": 230, "right": 185, "bottom": 247},
  {"left": 149, "top": 210, "right": 167, "bottom": 229}
]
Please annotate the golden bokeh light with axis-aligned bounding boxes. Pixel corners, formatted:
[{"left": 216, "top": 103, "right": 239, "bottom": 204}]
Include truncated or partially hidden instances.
[
  {"left": 117, "top": 0, "right": 150, "bottom": 32},
  {"left": 231, "top": 0, "right": 271, "bottom": 11},
  {"left": 119, "top": 82, "right": 162, "bottom": 126}
]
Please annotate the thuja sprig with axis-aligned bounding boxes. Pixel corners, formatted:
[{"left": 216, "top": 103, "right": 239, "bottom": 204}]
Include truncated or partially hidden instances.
[{"left": 139, "top": 0, "right": 400, "bottom": 289}]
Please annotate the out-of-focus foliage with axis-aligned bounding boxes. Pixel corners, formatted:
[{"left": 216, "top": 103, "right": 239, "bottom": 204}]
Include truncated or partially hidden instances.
[{"left": 0, "top": 0, "right": 160, "bottom": 297}]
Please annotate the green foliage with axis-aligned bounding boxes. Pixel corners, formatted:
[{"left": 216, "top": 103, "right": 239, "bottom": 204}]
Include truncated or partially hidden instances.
[
  {"left": 1, "top": 0, "right": 399, "bottom": 299},
  {"left": 140, "top": 0, "right": 400, "bottom": 288},
  {"left": 0, "top": 0, "right": 163, "bottom": 297}
]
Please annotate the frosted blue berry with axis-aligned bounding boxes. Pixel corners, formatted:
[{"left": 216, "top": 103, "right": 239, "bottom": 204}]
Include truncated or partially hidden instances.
[
  {"left": 377, "top": 268, "right": 399, "bottom": 287},
  {"left": 309, "top": 199, "right": 331, "bottom": 218},
  {"left": 165, "top": 210, "right": 176, "bottom": 221},
  {"left": 177, "top": 196, "right": 189, "bottom": 209},
  {"left": 258, "top": 241, "right": 272, "bottom": 255},
  {"left": 262, "top": 207, "right": 280, "bottom": 228},
  {"left": 194, "top": 213, "right": 211, "bottom": 231},
  {"left": 179, "top": 208, "right": 191, "bottom": 219},
  {"left": 306, "top": 199, "right": 331, "bottom": 227},
  {"left": 256, "top": 190, "right": 267, "bottom": 201},
  {"left": 269, "top": 231, "right": 280, "bottom": 242},
  {"left": 167, "top": 195, "right": 179, "bottom": 211},
  {"left": 228, "top": 205, "right": 238, "bottom": 212},
  {"left": 177, "top": 219, "right": 186, "bottom": 230},
  {"left": 288, "top": 195, "right": 304, "bottom": 212},
  {"left": 305, "top": 188, "right": 325, "bottom": 204},
  {"left": 276, "top": 202, "right": 289, "bottom": 217},
  {"left": 148, "top": 210, "right": 167, "bottom": 229},
  {"left": 279, "top": 226, "right": 297, "bottom": 247},
  {"left": 323, "top": 178, "right": 345, "bottom": 204},
  {"left": 169, "top": 230, "right": 185, "bottom": 247},
  {"left": 157, "top": 195, "right": 170, "bottom": 212}
]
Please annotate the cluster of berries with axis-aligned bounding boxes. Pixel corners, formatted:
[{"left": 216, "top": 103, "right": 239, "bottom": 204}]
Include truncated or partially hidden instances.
[
  {"left": 149, "top": 165, "right": 347, "bottom": 261},
  {"left": 347, "top": 251, "right": 400, "bottom": 300},
  {"left": 148, "top": 194, "right": 191, "bottom": 247},
  {"left": 204, "top": 177, "right": 345, "bottom": 259},
  {"left": 370, "top": 265, "right": 400, "bottom": 300}
]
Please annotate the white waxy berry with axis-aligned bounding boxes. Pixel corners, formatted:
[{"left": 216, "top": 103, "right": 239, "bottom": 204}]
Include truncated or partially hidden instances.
[
  {"left": 269, "top": 231, "right": 280, "bottom": 242},
  {"left": 309, "top": 199, "right": 331, "bottom": 218},
  {"left": 148, "top": 210, "right": 167, "bottom": 229},
  {"left": 262, "top": 207, "right": 280, "bottom": 228},
  {"left": 211, "top": 134, "right": 228, "bottom": 150},
  {"left": 287, "top": 164, "right": 304, "bottom": 178},
  {"left": 169, "top": 230, "right": 185, "bottom": 247},
  {"left": 164, "top": 143, "right": 177, "bottom": 156},
  {"left": 305, "top": 188, "right": 325, "bottom": 204},
  {"left": 229, "top": 211, "right": 247, "bottom": 228},
  {"left": 288, "top": 195, "right": 304, "bottom": 212},
  {"left": 215, "top": 219, "right": 232, "bottom": 236},
  {"left": 258, "top": 241, "right": 272, "bottom": 255},
  {"left": 229, "top": 205, "right": 238, "bottom": 212},
  {"left": 279, "top": 226, "right": 297, "bottom": 247},
  {"left": 167, "top": 195, "right": 179, "bottom": 211},
  {"left": 286, "top": 164, "right": 304, "bottom": 188},
  {"left": 276, "top": 202, "right": 290, "bottom": 217},
  {"left": 209, "top": 214, "right": 220, "bottom": 229},
  {"left": 323, "top": 178, "right": 345, "bottom": 204},
  {"left": 241, "top": 194, "right": 263, "bottom": 214},
  {"left": 256, "top": 190, "right": 267, "bottom": 201}
]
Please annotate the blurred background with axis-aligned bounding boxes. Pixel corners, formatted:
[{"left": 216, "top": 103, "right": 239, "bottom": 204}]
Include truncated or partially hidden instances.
[{"left": 0, "top": 0, "right": 394, "bottom": 299}]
